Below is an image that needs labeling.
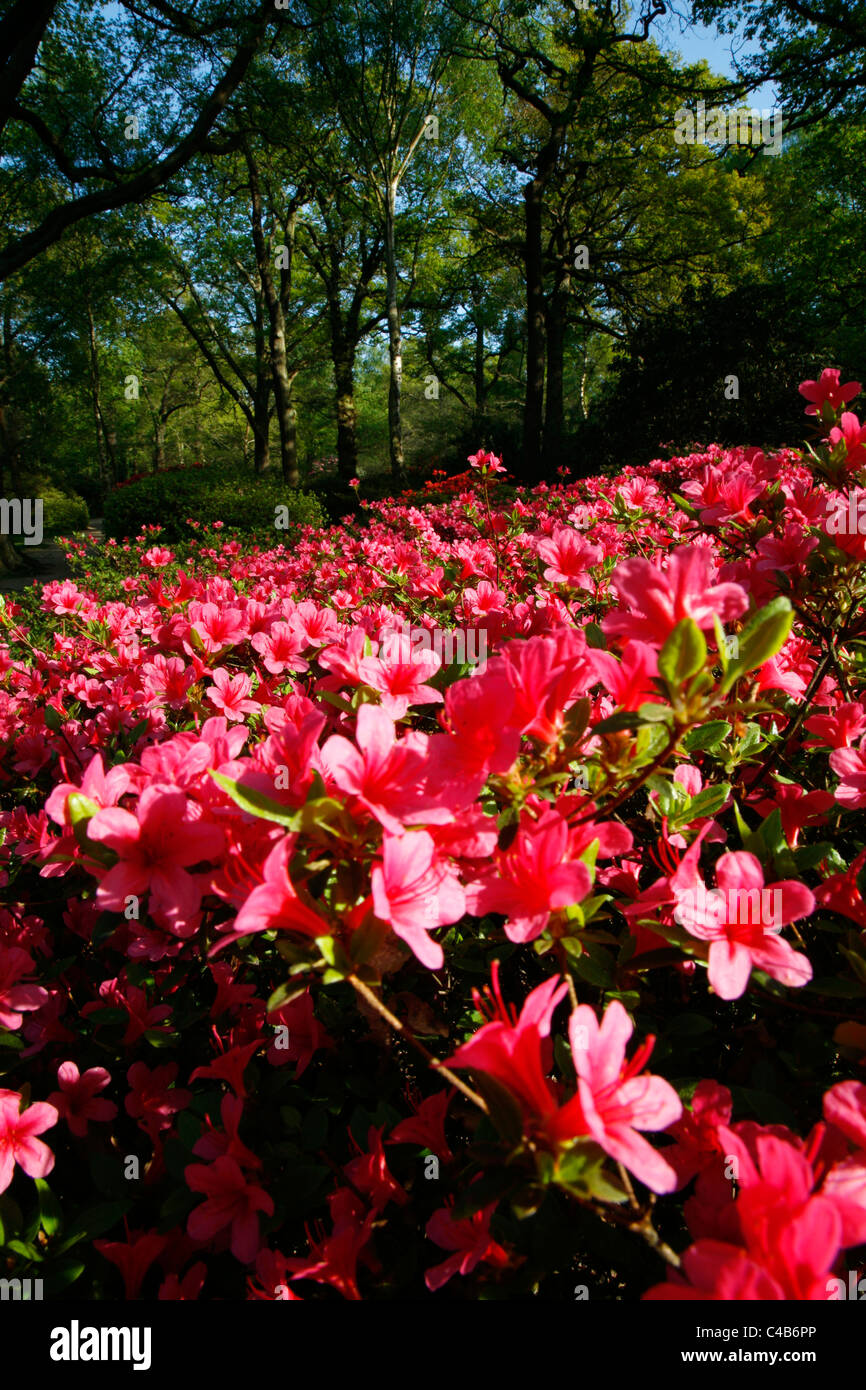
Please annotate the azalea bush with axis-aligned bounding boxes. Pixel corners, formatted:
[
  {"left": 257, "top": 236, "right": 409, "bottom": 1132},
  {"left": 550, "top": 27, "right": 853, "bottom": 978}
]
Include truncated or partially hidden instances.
[{"left": 1, "top": 377, "right": 866, "bottom": 1301}]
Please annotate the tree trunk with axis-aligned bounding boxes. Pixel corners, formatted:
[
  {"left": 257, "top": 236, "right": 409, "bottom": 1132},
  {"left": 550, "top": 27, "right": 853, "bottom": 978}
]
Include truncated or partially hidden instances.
[
  {"left": 270, "top": 327, "right": 297, "bottom": 486},
  {"left": 473, "top": 309, "right": 486, "bottom": 417},
  {"left": 385, "top": 180, "right": 404, "bottom": 487},
  {"left": 154, "top": 414, "right": 167, "bottom": 472},
  {"left": 523, "top": 175, "right": 546, "bottom": 483},
  {"left": 85, "top": 301, "right": 118, "bottom": 485},
  {"left": 543, "top": 280, "right": 568, "bottom": 470},
  {"left": 252, "top": 374, "right": 271, "bottom": 474},
  {"left": 333, "top": 339, "right": 359, "bottom": 481},
  {"left": 246, "top": 149, "right": 299, "bottom": 487},
  {"left": 281, "top": 384, "right": 299, "bottom": 487},
  {"left": 253, "top": 295, "right": 271, "bottom": 474}
]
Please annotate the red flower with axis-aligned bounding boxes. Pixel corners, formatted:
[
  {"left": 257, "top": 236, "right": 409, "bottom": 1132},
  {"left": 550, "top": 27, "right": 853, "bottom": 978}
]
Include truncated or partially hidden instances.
[
  {"left": 48, "top": 1061, "right": 116, "bottom": 1137},
  {"left": 799, "top": 368, "right": 861, "bottom": 417},
  {"left": 94, "top": 1228, "right": 168, "bottom": 1299},
  {"left": 185, "top": 1156, "right": 274, "bottom": 1263},
  {"left": 425, "top": 1198, "right": 510, "bottom": 1290}
]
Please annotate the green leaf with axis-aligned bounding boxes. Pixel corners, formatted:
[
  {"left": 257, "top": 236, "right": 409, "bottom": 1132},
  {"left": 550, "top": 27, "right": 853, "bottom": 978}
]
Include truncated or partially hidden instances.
[
  {"left": 720, "top": 598, "right": 793, "bottom": 693},
  {"left": 0, "top": 1194, "right": 23, "bottom": 1246},
  {"left": 592, "top": 710, "right": 647, "bottom": 734},
  {"left": 658, "top": 618, "right": 707, "bottom": 690},
  {"left": 471, "top": 1071, "right": 524, "bottom": 1145},
  {"left": 316, "top": 935, "right": 349, "bottom": 972},
  {"left": 732, "top": 801, "right": 754, "bottom": 846},
  {"left": 34, "top": 1179, "right": 62, "bottom": 1237},
  {"left": 584, "top": 622, "right": 606, "bottom": 649},
  {"left": 572, "top": 945, "right": 615, "bottom": 988},
  {"left": 5, "top": 1240, "right": 41, "bottom": 1261},
  {"left": 266, "top": 978, "right": 310, "bottom": 1014},
  {"left": 757, "top": 808, "right": 786, "bottom": 859},
  {"left": 683, "top": 720, "right": 730, "bottom": 753},
  {"left": 209, "top": 771, "right": 300, "bottom": 828},
  {"left": 637, "top": 702, "right": 674, "bottom": 724},
  {"left": 646, "top": 774, "right": 679, "bottom": 817},
  {"left": 43, "top": 704, "right": 65, "bottom": 732},
  {"left": 564, "top": 696, "right": 591, "bottom": 741},
  {"left": 52, "top": 1201, "right": 130, "bottom": 1255},
  {"left": 44, "top": 1261, "right": 86, "bottom": 1295},
  {"left": 681, "top": 782, "right": 731, "bottom": 822}
]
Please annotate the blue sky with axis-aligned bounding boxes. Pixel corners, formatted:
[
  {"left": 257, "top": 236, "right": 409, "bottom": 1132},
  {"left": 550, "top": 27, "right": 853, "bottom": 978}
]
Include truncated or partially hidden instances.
[{"left": 655, "top": 11, "right": 779, "bottom": 111}]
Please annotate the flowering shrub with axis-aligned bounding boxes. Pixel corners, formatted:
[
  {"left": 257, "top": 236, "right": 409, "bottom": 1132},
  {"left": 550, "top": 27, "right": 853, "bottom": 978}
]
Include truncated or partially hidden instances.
[{"left": 1, "top": 372, "right": 866, "bottom": 1301}]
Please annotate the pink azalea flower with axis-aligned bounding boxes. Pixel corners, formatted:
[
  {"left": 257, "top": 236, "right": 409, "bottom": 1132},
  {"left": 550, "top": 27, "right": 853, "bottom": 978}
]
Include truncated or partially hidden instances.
[
  {"left": 549, "top": 1001, "right": 682, "bottom": 1194},
  {"left": 389, "top": 1089, "right": 454, "bottom": 1162},
  {"left": 448, "top": 964, "right": 568, "bottom": 1121},
  {"left": 125, "top": 1061, "right": 191, "bottom": 1137},
  {"left": 830, "top": 736, "right": 866, "bottom": 809},
  {"left": 371, "top": 830, "right": 465, "bottom": 969},
  {"left": 671, "top": 850, "right": 814, "bottom": 1000},
  {"left": 88, "top": 785, "right": 224, "bottom": 927},
  {"left": 358, "top": 635, "right": 443, "bottom": 719},
  {"left": 188, "top": 601, "right": 247, "bottom": 655},
  {"left": 94, "top": 1229, "right": 168, "bottom": 1299},
  {"left": 0, "top": 1090, "right": 58, "bottom": 1192},
  {"left": 250, "top": 621, "right": 308, "bottom": 675},
  {"left": 465, "top": 813, "right": 592, "bottom": 943},
  {"left": 589, "top": 640, "right": 659, "bottom": 709},
  {"left": 343, "top": 1126, "right": 408, "bottom": 1214},
  {"left": 205, "top": 667, "right": 262, "bottom": 722},
  {"left": 192, "top": 1094, "right": 262, "bottom": 1170},
  {"left": 215, "top": 837, "right": 327, "bottom": 950},
  {"left": 663, "top": 1080, "right": 733, "bottom": 1187},
  {"left": 467, "top": 449, "right": 506, "bottom": 474},
  {"left": 285, "top": 1188, "right": 376, "bottom": 1300},
  {"left": 644, "top": 1240, "right": 786, "bottom": 1300},
  {"left": 602, "top": 545, "right": 748, "bottom": 647},
  {"left": 815, "top": 848, "right": 866, "bottom": 930},
  {"left": 0, "top": 946, "right": 49, "bottom": 1029},
  {"left": 321, "top": 703, "right": 451, "bottom": 834},
  {"left": 828, "top": 412, "right": 866, "bottom": 469},
  {"left": 44, "top": 752, "right": 132, "bottom": 828},
  {"left": 824, "top": 1080, "right": 866, "bottom": 1150},
  {"left": 536, "top": 525, "right": 602, "bottom": 589}
]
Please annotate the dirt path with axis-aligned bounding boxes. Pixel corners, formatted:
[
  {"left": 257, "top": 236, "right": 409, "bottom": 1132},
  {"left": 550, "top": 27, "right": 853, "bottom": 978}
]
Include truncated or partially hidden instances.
[{"left": 0, "top": 521, "right": 103, "bottom": 595}]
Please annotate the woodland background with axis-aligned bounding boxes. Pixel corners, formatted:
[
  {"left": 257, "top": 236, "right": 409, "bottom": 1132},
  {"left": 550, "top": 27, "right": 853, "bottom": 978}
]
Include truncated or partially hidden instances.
[{"left": 2, "top": 0, "right": 866, "bottom": 537}]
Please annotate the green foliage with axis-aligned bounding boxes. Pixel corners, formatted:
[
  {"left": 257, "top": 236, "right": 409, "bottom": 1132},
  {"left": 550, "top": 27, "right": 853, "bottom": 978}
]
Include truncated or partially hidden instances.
[
  {"left": 103, "top": 469, "right": 326, "bottom": 541},
  {"left": 38, "top": 485, "right": 89, "bottom": 535}
]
